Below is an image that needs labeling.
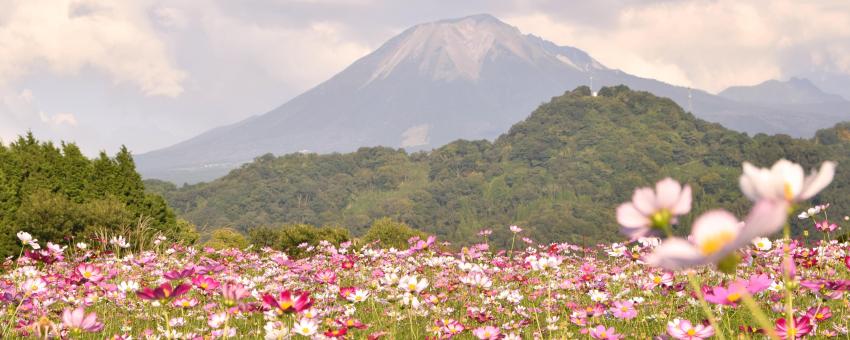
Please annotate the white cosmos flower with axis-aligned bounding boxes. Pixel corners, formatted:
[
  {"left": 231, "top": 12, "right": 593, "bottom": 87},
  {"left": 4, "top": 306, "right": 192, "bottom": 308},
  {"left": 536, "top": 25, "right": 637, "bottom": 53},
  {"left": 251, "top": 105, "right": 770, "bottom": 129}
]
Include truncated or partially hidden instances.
[
  {"left": 16, "top": 231, "right": 33, "bottom": 243},
  {"left": 740, "top": 159, "right": 835, "bottom": 203},
  {"left": 646, "top": 199, "right": 788, "bottom": 271},
  {"left": 292, "top": 319, "right": 318, "bottom": 336},
  {"left": 752, "top": 237, "right": 772, "bottom": 251},
  {"left": 617, "top": 178, "right": 692, "bottom": 239},
  {"left": 398, "top": 275, "right": 428, "bottom": 293}
]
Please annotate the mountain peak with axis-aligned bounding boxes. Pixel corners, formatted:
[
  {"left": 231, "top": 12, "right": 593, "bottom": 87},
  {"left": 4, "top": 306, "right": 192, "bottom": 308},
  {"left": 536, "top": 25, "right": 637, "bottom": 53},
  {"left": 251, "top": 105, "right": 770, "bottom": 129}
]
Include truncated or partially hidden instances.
[
  {"left": 719, "top": 77, "right": 846, "bottom": 105},
  {"left": 367, "top": 14, "right": 563, "bottom": 83}
]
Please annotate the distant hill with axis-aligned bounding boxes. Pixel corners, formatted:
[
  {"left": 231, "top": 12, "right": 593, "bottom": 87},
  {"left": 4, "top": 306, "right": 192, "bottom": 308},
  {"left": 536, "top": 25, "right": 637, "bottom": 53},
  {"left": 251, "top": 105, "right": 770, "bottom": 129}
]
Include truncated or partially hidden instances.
[
  {"left": 719, "top": 77, "right": 846, "bottom": 105},
  {"left": 148, "top": 86, "right": 850, "bottom": 247},
  {"left": 136, "top": 14, "right": 850, "bottom": 184}
]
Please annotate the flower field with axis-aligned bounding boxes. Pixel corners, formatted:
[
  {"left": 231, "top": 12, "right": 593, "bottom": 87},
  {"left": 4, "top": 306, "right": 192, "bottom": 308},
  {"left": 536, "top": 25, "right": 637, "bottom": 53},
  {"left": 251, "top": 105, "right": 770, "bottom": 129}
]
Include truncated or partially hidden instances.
[{"left": 2, "top": 159, "right": 850, "bottom": 339}]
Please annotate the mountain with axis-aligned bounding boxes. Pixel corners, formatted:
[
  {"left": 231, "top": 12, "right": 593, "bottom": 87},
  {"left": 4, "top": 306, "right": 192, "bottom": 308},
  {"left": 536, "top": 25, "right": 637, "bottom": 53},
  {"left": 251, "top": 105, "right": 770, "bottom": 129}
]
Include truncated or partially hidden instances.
[
  {"left": 148, "top": 86, "right": 850, "bottom": 247},
  {"left": 136, "top": 14, "right": 850, "bottom": 184},
  {"left": 720, "top": 77, "right": 846, "bottom": 105}
]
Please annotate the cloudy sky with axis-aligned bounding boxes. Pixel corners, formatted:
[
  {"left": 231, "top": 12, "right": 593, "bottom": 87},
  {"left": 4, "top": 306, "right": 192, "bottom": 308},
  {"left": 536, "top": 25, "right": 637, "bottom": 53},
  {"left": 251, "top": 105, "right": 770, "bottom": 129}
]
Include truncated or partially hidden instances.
[{"left": 2, "top": 0, "right": 849, "bottom": 156}]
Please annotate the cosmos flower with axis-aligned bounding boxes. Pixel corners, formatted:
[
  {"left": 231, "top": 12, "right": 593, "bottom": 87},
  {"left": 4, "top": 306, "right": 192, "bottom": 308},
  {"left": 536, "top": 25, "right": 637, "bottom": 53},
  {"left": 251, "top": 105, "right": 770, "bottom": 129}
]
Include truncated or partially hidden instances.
[
  {"left": 263, "top": 290, "right": 313, "bottom": 314},
  {"left": 815, "top": 220, "right": 838, "bottom": 232},
  {"left": 610, "top": 300, "right": 637, "bottom": 319},
  {"left": 136, "top": 282, "right": 191, "bottom": 301},
  {"left": 739, "top": 159, "right": 835, "bottom": 203},
  {"left": 221, "top": 282, "right": 251, "bottom": 306},
  {"left": 398, "top": 275, "right": 428, "bottom": 293},
  {"left": 472, "top": 325, "right": 500, "bottom": 340},
  {"left": 62, "top": 306, "right": 104, "bottom": 333},
  {"left": 589, "top": 325, "right": 623, "bottom": 340},
  {"left": 617, "top": 178, "right": 692, "bottom": 239},
  {"left": 509, "top": 225, "right": 523, "bottom": 233},
  {"left": 191, "top": 275, "right": 220, "bottom": 291},
  {"left": 775, "top": 316, "right": 812, "bottom": 339},
  {"left": 666, "top": 319, "right": 714, "bottom": 340},
  {"left": 805, "top": 306, "right": 832, "bottom": 323},
  {"left": 76, "top": 263, "right": 103, "bottom": 282},
  {"left": 645, "top": 200, "right": 787, "bottom": 271},
  {"left": 752, "top": 237, "right": 773, "bottom": 251},
  {"left": 292, "top": 319, "right": 318, "bottom": 336}
]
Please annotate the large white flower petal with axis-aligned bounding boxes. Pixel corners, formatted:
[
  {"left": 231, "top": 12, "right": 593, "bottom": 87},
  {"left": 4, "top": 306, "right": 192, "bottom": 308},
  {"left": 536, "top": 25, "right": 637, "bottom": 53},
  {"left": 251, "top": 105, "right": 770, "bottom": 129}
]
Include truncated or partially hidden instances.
[
  {"left": 631, "top": 187, "right": 657, "bottom": 215},
  {"left": 799, "top": 161, "right": 836, "bottom": 200},
  {"left": 616, "top": 203, "right": 650, "bottom": 228},
  {"left": 645, "top": 238, "right": 706, "bottom": 271},
  {"left": 671, "top": 185, "right": 692, "bottom": 215},
  {"left": 736, "top": 199, "right": 790, "bottom": 244},
  {"left": 771, "top": 159, "right": 804, "bottom": 200},
  {"left": 655, "top": 178, "right": 682, "bottom": 210}
]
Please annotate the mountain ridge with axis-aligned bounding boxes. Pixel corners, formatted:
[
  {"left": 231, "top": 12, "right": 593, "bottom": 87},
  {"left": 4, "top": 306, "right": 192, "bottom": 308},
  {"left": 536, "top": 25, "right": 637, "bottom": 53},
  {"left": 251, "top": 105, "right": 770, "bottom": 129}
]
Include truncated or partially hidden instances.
[
  {"left": 136, "top": 14, "right": 850, "bottom": 184},
  {"left": 148, "top": 85, "right": 850, "bottom": 246}
]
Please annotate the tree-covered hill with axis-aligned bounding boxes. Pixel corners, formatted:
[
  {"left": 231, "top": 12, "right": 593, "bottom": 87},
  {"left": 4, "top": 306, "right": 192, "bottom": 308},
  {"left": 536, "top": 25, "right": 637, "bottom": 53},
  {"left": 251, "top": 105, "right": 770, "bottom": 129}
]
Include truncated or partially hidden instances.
[
  {"left": 149, "top": 86, "right": 850, "bottom": 247},
  {"left": 0, "top": 134, "right": 195, "bottom": 256}
]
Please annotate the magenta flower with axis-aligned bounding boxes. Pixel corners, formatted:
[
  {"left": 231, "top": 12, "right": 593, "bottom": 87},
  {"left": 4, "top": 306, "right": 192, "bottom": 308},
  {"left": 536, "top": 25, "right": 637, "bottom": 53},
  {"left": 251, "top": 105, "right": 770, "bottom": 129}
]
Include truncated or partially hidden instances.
[
  {"left": 472, "top": 325, "right": 500, "bottom": 340},
  {"left": 222, "top": 282, "right": 251, "bottom": 306},
  {"left": 610, "top": 300, "right": 637, "bottom": 320},
  {"left": 775, "top": 316, "right": 812, "bottom": 339},
  {"left": 666, "top": 319, "right": 714, "bottom": 340},
  {"left": 76, "top": 263, "right": 103, "bottom": 282},
  {"left": 192, "top": 275, "right": 220, "bottom": 291},
  {"left": 136, "top": 282, "right": 191, "bottom": 301},
  {"left": 62, "top": 306, "right": 104, "bottom": 333},
  {"left": 617, "top": 178, "right": 692, "bottom": 239},
  {"left": 805, "top": 306, "right": 832, "bottom": 323},
  {"left": 164, "top": 267, "right": 195, "bottom": 280},
  {"left": 589, "top": 325, "right": 622, "bottom": 340},
  {"left": 262, "top": 290, "right": 313, "bottom": 314},
  {"left": 704, "top": 281, "right": 749, "bottom": 306},
  {"left": 815, "top": 220, "right": 837, "bottom": 232}
]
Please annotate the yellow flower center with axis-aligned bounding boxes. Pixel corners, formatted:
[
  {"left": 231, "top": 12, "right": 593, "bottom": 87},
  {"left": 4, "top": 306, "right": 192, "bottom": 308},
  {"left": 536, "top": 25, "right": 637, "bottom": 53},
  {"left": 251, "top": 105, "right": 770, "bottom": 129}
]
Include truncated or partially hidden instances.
[
  {"left": 816, "top": 313, "right": 824, "bottom": 319},
  {"left": 653, "top": 276, "right": 662, "bottom": 284},
  {"left": 302, "top": 327, "right": 310, "bottom": 333},
  {"left": 650, "top": 209, "right": 672, "bottom": 229},
  {"left": 727, "top": 293, "right": 741, "bottom": 303},
  {"left": 784, "top": 182, "right": 794, "bottom": 201},
  {"left": 687, "top": 329, "right": 696, "bottom": 336},
  {"left": 83, "top": 271, "right": 92, "bottom": 278},
  {"left": 280, "top": 301, "right": 293, "bottom": 310},
  {"left": 699, "top": 231, "right": 736, "bottom": 255},
  {"left": 408, "top": 283, "right": 417, "bottom": 291}
]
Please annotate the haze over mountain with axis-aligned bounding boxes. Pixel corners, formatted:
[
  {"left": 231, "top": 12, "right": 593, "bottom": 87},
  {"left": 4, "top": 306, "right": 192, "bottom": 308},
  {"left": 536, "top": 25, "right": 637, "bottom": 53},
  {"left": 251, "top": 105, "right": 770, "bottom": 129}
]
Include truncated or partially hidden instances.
[{"left": 136, "top": 14, "right": 850, "bottom": 184}]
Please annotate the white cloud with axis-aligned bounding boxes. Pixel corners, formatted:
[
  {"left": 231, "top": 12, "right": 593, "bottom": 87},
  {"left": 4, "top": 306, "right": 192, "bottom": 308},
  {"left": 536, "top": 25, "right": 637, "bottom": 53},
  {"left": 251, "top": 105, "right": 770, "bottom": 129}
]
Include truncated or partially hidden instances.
[
  {"left": 0, "top": 0, "right": 186, "bottom": 97},
  {"left": 198, "top": 6, "right": 372, "bottom": 91},
  {"left": 39, "top": 111, "right": 78, "bottom": 127},
  {"left": 505, "top": 0, "right": 850, "bottom": 92}
]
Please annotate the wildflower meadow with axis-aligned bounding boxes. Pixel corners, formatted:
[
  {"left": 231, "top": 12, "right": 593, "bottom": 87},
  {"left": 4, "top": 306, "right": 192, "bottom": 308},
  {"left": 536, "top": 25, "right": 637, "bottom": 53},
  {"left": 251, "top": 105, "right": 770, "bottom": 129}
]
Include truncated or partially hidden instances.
[{"left": 3, "top": 159, "right": 850, "bottom": 339}]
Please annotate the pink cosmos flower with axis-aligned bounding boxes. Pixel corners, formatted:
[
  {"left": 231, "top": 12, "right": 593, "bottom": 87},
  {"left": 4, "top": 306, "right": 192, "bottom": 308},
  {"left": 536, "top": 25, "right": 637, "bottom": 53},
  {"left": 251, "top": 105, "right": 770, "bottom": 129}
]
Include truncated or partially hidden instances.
[
  {"left": 775, "top": 316, "right": 812, "bottom": 339},
  {"left": 805, "top": 306, "right": 832, "bottom": 323},
  {"left": 589, "top": 325, "right": 622, "bottom": 340},
  {"left": 317, "top": 270, "right": 337, "bottom": 284},
  {"left": 610, "top": 300, "right": 637, "bottom": 320},
  {"left": 472, "top": 325, "right": 500, "bottom": 340},
  {"left": 62, "top": 306, "right": 104, "bottom": 333},
  {"left": 666, "top": 319, "right": 714, "bottom": 340},
  {"left": 509, "top": 225, "right": 523, "bottom": 233},
  {"left": 136, "top": 282, "right": 191, "bottom": 301},
  {"left": 646, "top": 200, "right": 787, "bottom": 271},
  {"left": 815, "top": 220, "right": 838, "bottom": 232},
  {"left": 192, "top": 275, "right": 220, "bottom": 291},
  {"left": 617, "top": 178, "right": 692, "bottom": 239},
  {"left": 76, "top": 264, "right": 103, "bottom": 282},
  {"left": 222, "top": 282, "right": 250, "bottom": 306},
  {"left": 263, "top": 290, "right": 313, "bottom": 314},
  {"left": 164, "top": 267, "right": 195, "bottom": 280}
]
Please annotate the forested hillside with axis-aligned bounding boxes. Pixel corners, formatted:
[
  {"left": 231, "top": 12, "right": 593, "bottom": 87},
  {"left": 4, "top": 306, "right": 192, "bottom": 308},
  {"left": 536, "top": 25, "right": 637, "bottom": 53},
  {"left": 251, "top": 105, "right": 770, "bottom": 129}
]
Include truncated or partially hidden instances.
[
  {"left": 150, "top": 86, "right": 850, "bottom": 247},
  {"left": 0, "top": 134, "right": 194, "bottom": 256}
]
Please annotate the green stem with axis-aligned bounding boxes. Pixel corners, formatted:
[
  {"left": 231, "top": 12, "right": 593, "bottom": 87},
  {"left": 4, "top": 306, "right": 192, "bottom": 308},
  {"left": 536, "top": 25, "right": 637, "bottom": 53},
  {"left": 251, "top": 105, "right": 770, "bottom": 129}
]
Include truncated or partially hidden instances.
[
  {"left": 740, "top": 292, "right": 779, "bottom": 339},
  {"left": 687, "top": 272, "right": 725, "bottom": 340}
]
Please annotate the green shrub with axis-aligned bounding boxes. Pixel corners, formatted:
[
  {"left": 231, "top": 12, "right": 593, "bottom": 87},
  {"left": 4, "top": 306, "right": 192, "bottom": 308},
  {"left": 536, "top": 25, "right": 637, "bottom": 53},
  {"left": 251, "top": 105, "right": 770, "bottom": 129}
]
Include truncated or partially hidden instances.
[{"left": 362, "top": 217, "right": 426, "bottom": 249}]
